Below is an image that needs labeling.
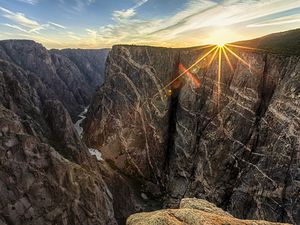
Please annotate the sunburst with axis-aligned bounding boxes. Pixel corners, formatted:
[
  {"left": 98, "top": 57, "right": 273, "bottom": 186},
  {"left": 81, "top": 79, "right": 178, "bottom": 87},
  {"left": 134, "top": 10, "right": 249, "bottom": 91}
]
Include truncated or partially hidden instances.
[{"left": 150, "top": 41, "right": 262, "bottom": 108}]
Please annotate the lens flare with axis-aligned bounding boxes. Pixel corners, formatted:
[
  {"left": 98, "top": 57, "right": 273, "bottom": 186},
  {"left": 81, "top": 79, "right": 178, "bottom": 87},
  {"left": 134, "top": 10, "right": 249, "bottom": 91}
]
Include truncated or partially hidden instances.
[
  {"left": 179, "top": 63, "right": 201, "bottom": 88},
  {"left": 143, "top": 40, "right": 257, "bottom": 108}
]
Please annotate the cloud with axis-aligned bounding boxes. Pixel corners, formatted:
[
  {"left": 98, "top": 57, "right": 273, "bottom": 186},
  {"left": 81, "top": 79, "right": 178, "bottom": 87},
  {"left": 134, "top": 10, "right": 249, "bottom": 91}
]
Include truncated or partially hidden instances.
[
  {"left": 48, "top": 22, "right": 66, "bottom": 29},
  {"left": 1, "top": 0, "right": 299, "bottom": 49},
  {"left": 149, "top": 0, "right": 300, "bottom": 39},
  {"left": 3, "top": 23, "right": 29, "bottom": 33},
  {"left": 0, "top": 6, "right": 66, "bottom": 34},
  {"left": 67, "top": 31, "right": 82, "bottom": 40},
  {"left": 0, "top": 6, "right": 39, "bottom": 28},
  {"left": 73, "top": 0, "right": 95, "bottom": 12},
  {"left": 113, "top": 9, "right": 136, "bottom": 21},
  {"left": 112, "top": 0, "right": 149, "bottom": 21},
  {"left": 247, "top": 14, "right": 300, "bottom": 28},
  {"left": 96, "top": 0, "right": 300, "bottom": 47},
  {"left": 17, "top": 0, "right": 39, "bottom": 5}
]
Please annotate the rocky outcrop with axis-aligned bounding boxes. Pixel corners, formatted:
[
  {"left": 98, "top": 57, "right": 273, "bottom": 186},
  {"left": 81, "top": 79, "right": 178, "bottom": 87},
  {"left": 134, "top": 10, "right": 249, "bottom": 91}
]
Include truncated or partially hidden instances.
[
  {"left": 83, "top": 44, "right": 300, "bottom": 224},
  {"left": 127, "top": 198, "right": 291, "bottom": 225},
  {"left": 0, "top": 40, "right": 108, "bottom": 119},
  {"left": 0, "top": 44, "right": 116, "bottom": 224}
]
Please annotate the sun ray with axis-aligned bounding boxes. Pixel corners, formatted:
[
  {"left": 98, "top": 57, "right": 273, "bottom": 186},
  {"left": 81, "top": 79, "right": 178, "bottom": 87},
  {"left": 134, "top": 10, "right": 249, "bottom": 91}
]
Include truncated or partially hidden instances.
[
  {"left": 224, "top": 45, "right": 252, "bottom": 69},
  {"left": 226, "top": 43, "right": 265, "bottom": 51},
  {"left": 194, "top": 44, "right": 216, "bottom": 51},
  {"left": 207, "top": 47, "right": 218, "bottom": 67},
  {"left": 143, "top": 41, "right": 259, "bottom": 109},
  {"left": 217, "top": 47, "right": 222, "bottom": 107},
  {"left": 222, "top": 47, "right": 234, "bottom": 72},
  {"left": 160, "top": 45, "right": 218, "bottom": 91}
]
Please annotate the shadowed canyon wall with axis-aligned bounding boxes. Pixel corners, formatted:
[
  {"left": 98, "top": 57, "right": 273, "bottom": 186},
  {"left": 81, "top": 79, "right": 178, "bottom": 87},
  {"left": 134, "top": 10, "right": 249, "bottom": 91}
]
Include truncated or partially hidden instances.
[{"left": 0, "top": 40, "right": 117, "bottom": 225}]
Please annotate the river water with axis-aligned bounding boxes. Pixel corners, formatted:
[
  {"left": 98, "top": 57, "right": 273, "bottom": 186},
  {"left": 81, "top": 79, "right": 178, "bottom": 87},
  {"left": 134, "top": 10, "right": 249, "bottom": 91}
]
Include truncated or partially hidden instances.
[{"left": 74, "top": 106, "right": 103, "bottom": 161}]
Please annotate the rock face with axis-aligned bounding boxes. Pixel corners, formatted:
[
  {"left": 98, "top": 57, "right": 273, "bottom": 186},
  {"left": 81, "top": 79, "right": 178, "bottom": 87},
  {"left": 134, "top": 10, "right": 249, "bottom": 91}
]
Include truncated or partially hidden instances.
[
  {"left": 50, "top": 48, "right": 109, "bottom": 88},
  {"left": 0, "top": 105, "right": 117, "bottom": 225},
  {"left": 127, "top": 198, "right": 291, "bottom": 225},
  {"left": 0, "top": 40, "right": 108, "bottom": 119},
  {"left": 0, "top": 42, "right": 117, "bottom": 224},
  {"left": 83, "top": 44, "right": 300, "bottom": 224}
]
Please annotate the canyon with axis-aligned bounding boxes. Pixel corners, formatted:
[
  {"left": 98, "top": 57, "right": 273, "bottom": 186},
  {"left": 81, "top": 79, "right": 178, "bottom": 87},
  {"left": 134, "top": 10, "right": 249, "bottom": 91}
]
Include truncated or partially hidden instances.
[
  {"left": 0, "top": 40, "right": 115, "bottom": 224},
  {"left": 0, "top": 29, "right": 299, "bottom": 225},
  {"left": 83, "top": 34, "right": 300, "bottom": 224}
]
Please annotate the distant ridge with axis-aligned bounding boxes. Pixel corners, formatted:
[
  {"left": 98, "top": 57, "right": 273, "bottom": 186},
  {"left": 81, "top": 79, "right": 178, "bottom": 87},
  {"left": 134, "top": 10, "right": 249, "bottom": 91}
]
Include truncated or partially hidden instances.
[{"left": 232, "top": 28, "right": 300, "bottom": 56}]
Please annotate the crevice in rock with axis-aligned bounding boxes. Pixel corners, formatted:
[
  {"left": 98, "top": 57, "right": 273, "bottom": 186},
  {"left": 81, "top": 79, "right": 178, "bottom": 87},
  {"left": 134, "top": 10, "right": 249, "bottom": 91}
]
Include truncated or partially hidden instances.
[
  {"left": 255, "top": 54, "right": 275, "bottom": 125},
  {"left": 163, "top": 57, "right": 183, "bottom": 173}
]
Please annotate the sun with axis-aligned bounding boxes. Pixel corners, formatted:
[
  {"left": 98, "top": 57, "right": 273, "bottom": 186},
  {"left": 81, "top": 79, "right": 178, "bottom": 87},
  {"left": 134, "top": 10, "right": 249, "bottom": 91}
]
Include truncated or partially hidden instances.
[
  {"left": 217, "top": 42, "right": 225, "bottom": 47},
  {"left": 205, "top": 28, "right": 240, "bottom": 47}
]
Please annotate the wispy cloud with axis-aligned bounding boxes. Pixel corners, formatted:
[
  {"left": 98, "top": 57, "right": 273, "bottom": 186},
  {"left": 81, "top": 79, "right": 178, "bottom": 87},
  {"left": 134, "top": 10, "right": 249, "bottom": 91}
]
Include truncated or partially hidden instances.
[
  {"left": 67, "top": 31, "right": 82, "bottom": 40},
  {"left": 1, "top": 0, "right": 299, "bottom": 49},
  {"left": 112, "top": 0, "right": 149, "bottom": 21},
  {"left": 17, "top": 0, "right": 39, "bottom": 5},
  {"left": 0, "top": 6, "right": 39, "bottom": 28},
  {"left": 0, "top": 6, "right": 66, "bottom": 34},
  {"left": 73, "top": 0, "right": 95, "bottom": 12},
  {"left": 57, "top": 0, "right": 95, "bottom": 12},
  {"left": 48, "top": 22, "right": 66, "bottom": 29},
  {"left": 3, "top": 23, "right": 29, "bottom": 33},
  {"left": 150, "top": 0, "right": 300, "bottom": 39},
  {"left": 95, "top": 0, "right": 300, "bottom": 47},
  {"left": 247, "top": 14, "right": 300, "bottom": 28}
]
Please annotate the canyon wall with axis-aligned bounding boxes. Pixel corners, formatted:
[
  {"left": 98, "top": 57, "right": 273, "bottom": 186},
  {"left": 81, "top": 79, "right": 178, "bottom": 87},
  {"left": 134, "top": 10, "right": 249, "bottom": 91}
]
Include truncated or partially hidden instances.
[
  {"left": 0, "top": 41, "right": 116, "bottom": 225},
  {"left": 84, "top": 45, "right": 300, "bottom": 224},
  {"left": 0, "top": 40, "right": 108, "bottom": 119}
]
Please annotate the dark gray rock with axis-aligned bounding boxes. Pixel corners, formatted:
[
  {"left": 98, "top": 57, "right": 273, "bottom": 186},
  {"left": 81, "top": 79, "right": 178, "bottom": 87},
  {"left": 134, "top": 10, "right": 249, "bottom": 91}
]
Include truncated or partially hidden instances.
[
  {"left": 0, "top": 40, "right": 108, "bottom": 119},
  {"left": 0, "top": 43, "right": 117, "bottom": 225},
  {"left": 0, "top": 105, "right": 117, "bottom": 225},
  {"left": 83, "top": 45, "right": 300, "bottom": 224},
  {"left": 50, "top": 48, "right": 109, "bottom": 87}
]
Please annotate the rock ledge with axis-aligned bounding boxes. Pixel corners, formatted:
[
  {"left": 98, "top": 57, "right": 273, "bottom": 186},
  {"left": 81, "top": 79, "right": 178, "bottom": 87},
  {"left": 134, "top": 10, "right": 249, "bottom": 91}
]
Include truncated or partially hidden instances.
[{"left": 126, "top": 198, "right": 291, "bottom": 225}]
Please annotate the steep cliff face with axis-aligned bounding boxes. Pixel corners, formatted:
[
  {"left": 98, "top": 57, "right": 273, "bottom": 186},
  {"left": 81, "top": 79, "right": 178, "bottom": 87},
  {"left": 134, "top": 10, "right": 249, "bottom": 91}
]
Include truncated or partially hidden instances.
[
  {"left": 0, "top": 59, "right": 117, "bottom": 225},
  {"left": 84, "top": 46, "right": 179, "bottom": 182},
  {"left": 83, "top": 45, "right": 300, "bottom": 224},
  {"left": 0, "top": 40, "right": 108, "bottom": 119},
  {"left": 50, "top": 48, "right": 109, "bottom": 88}
]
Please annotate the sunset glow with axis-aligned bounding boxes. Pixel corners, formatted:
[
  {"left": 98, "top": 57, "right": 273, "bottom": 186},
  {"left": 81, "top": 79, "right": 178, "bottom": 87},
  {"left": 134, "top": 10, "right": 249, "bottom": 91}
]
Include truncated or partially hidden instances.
[{"left": 0, "top": 0, "right": 299, "bottom": 48}]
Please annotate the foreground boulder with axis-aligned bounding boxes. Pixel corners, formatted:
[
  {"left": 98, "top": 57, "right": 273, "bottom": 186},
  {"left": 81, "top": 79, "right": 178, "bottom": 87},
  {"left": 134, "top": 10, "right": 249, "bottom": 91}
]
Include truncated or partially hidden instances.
[{"left": 126, "top": 198, "right": 291, "bottom": 225}]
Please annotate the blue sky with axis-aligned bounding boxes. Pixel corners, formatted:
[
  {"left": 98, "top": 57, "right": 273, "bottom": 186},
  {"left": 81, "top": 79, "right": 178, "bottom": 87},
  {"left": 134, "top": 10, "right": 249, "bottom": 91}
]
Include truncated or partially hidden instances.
[{"left": 0, "top": 0, "right": 299, "bottom": 49}]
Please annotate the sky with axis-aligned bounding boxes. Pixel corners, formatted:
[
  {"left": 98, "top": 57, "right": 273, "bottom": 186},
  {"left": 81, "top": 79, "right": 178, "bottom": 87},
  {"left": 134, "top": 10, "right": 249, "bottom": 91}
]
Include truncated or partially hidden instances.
[{"left": 0, "top": 0, "right": 299, "bottom": 49}]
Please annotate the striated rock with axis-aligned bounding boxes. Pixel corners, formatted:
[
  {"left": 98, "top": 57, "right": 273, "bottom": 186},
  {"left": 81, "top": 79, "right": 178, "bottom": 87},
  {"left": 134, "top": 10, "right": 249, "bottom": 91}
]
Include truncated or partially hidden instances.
[
  {"left": 126, "top": 198, "right": 291, "bottom": 225},
  {"left": 50, "top": 48, "right": 109, "bottom": 88},
  {"left": 0, "top": 41, "right": 117, "bottom": 224},
  {"left": 0, "top": 40, "right": 108, "bottom": 119},
  {"left": 84, "top": 42, "right": 300, "bottom": 224},
  {"left": 44, "top": 100, "right": 91, "bottom": 164},
  {"left": 0, "top": 105, "right": 117, "bottom": 225},
  {"left": 84, "top": 45, "right": 179, "bottom": 183}
]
